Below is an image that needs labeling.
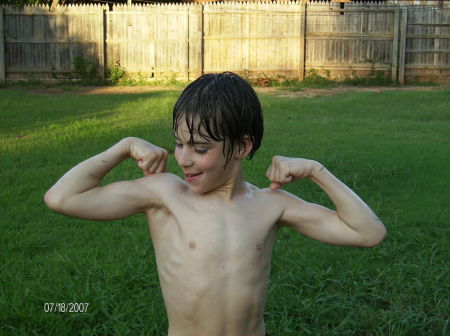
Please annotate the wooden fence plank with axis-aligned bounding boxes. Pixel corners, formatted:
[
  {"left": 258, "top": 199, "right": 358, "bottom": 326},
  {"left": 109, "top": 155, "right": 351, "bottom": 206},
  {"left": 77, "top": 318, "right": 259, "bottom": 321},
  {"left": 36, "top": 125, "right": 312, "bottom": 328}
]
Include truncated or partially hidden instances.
[
  {"left": 299, "top": 2, "right": 306, "bottom": 81},
  {"left": 0, "top": 8, "right": 4, "bottom": 83},
  {"left": 199, "top": 4, "right": 204, "bottom": 77},
  {"left": 98, "top": 7, "right": 105, "bottom": 79},
  {"left": 392, "top": 8, "right": 400, "bottom": 81},
  {"left": 399, "top": 7, "right": 408, "bottom": 85},
  {"left": 186, "top": 7, "right": 189, "bottom": 80}
]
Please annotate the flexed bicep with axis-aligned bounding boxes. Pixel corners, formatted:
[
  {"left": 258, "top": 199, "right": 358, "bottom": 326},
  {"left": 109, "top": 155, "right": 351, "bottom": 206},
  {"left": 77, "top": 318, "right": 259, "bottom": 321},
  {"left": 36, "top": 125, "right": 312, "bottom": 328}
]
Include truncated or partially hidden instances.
[
  {"left": 277, "top": 190, "right": 368, "bottom": 247},
  {"left": 45, "top": 174, "right": 170, "bottom": 221}
]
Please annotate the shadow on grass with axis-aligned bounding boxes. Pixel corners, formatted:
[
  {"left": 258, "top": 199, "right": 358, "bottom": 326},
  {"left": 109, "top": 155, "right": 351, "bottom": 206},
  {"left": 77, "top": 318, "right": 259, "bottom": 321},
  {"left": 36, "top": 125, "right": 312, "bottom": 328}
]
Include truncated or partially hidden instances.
[{"left": 0, "top": 89, "right": 178, "bottom": 135}]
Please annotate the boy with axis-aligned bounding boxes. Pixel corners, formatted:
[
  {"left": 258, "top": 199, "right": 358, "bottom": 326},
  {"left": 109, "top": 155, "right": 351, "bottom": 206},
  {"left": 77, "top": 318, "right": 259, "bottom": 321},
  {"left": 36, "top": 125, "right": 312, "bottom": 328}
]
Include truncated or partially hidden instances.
[{"left": 44, "top": 72, "right": 386, "bottom": 336}]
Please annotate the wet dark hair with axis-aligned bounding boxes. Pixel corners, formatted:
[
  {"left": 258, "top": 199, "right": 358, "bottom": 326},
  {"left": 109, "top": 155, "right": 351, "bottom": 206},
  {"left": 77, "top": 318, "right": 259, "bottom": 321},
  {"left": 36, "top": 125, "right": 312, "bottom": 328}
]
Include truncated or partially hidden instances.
[{"left": 173, "top": 72, "right": 264, "bottom": 167}]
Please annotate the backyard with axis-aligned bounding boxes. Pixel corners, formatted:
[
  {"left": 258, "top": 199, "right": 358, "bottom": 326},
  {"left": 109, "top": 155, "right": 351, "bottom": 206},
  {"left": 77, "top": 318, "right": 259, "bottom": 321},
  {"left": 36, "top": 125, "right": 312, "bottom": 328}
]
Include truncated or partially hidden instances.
[{"left": 0, "top": 85, "right": 449, "bottom": 336}]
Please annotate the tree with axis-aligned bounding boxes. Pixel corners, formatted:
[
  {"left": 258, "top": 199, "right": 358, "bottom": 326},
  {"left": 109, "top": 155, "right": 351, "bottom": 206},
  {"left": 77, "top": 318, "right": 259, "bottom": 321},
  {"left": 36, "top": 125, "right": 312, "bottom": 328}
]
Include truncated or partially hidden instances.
[{"left": 50, "top": 0, "right": 62, "bottom": 11}]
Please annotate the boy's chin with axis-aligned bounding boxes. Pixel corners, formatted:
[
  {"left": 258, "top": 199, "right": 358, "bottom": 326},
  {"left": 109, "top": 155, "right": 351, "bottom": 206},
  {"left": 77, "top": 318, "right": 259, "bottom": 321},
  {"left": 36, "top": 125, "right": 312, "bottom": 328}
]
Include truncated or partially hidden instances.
[
  {"left": 188, "top": 185, "right": 212, "bottom": 195},
  {"left": 187, "top": 181, "right": 219, "bottom": 195}
]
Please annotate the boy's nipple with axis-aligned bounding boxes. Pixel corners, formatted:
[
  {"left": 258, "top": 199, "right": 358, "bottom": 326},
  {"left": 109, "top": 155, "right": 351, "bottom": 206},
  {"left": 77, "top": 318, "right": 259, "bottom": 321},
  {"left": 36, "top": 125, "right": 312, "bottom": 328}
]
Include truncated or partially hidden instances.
[{"left": 188, "top": 241, "right": 197, "bottom": 249}]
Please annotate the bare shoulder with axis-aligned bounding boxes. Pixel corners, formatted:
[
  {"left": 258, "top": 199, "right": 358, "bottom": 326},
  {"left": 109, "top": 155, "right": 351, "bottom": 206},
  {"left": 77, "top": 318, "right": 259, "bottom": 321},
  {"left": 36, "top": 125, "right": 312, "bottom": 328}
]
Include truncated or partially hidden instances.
[
  {"left": 255, "top": 187, "right": 313, "bottom": 226},
  {"left": 252, "top": 186, "right": 306, "bottom": 213},
  {"left": 139, "top": 172, "right": 185, "bottom": 193},
  {"left": 135, "top": 172, "right": 187, "bottom": 207},
  {"left": 255, "top": 187, "right": 306, "bottom": 205},
  {"left": 139, "top": 172, "right": 184, "bottom": 187}
]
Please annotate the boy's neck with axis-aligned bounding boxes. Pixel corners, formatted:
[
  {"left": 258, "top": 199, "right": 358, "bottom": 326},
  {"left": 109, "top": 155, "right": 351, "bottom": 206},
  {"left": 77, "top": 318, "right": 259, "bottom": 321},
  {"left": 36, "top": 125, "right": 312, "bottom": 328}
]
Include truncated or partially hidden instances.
[{"left": 204, "top": 167, "right": 248, "bottom": 202}]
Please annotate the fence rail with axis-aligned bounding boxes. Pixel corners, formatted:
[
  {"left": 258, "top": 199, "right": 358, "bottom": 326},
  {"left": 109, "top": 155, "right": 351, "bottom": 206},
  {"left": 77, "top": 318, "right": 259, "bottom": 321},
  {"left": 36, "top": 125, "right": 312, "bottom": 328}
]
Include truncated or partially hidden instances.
[{"left": 0, "top": 2, "right": 449, "bottom": 84}]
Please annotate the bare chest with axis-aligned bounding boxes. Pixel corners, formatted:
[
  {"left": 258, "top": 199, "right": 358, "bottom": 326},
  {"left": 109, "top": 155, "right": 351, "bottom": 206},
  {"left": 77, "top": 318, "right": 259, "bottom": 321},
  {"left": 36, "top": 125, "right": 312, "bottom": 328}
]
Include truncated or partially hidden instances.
[
  {"left": 144, "top": 191, "right": 282, "bottom": 330},
  {"left": 145, "top": 195, "right": 282, "bottom": 265}
]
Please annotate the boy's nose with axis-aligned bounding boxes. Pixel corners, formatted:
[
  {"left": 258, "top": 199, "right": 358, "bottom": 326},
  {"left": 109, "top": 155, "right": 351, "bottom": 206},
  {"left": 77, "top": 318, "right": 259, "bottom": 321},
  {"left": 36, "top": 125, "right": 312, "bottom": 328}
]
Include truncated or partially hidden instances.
[{"left": 176, "top": 148, "right": 193, "bottom": 168}]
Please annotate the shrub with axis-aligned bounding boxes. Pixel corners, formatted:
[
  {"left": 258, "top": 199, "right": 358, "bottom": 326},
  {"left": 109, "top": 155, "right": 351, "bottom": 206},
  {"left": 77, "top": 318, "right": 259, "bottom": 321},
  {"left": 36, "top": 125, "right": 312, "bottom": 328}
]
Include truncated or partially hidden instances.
[
  {"left": 109, "top": 60, "right": 127, "bottom": 84},
  {"left": 73, "top": 56, "right": 99, "bottom": 81}
]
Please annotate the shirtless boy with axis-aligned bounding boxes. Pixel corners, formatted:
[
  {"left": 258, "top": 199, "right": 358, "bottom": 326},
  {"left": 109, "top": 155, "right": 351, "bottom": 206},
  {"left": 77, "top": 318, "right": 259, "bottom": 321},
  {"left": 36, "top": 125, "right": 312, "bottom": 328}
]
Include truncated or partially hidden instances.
[{"left": 44, "top": 72, "right": 387, "bottom": 336}]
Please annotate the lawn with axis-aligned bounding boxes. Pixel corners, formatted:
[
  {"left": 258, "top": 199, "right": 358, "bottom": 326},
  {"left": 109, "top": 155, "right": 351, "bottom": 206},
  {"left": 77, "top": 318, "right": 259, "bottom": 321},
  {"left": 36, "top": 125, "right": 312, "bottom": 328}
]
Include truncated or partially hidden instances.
[{"left": 0, "top": 86, "right": 449, "bottom": 336}]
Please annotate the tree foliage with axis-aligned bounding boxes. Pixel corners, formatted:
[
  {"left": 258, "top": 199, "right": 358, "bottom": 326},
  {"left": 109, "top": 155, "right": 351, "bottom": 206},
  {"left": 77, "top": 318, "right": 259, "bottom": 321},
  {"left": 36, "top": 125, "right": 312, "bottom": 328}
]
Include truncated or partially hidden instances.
[
  {"left": 1, "top": 0, "right": 176, "bottom": 6},
  {"left": 2, "top": 0, "right": 50, "bottom": 5}
]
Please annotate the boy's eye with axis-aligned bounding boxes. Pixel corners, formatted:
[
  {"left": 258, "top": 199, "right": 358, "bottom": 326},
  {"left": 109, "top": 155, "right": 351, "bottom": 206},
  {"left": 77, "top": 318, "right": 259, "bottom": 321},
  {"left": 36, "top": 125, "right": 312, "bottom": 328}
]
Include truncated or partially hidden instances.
[{"left": 175, "top": 143, "right": 207, "bottom": 154}]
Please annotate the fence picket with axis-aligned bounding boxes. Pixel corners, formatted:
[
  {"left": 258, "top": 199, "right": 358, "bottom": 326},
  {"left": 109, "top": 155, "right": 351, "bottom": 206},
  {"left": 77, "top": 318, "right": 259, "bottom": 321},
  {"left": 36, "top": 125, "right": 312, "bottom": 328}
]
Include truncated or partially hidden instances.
[{"left": 0, "top": 8, "right": 4, "bottom": 83}]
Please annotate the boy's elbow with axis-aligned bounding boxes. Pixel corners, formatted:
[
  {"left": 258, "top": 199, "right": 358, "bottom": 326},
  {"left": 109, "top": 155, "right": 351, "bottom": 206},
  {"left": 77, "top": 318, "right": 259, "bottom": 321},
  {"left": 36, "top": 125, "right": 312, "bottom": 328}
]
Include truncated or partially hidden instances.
[
  {"left": 44, "top": 190, "right": 65, "bottom": 212},
  {"left": 362, "top": 223, "right": 387, "bottom": 248}
]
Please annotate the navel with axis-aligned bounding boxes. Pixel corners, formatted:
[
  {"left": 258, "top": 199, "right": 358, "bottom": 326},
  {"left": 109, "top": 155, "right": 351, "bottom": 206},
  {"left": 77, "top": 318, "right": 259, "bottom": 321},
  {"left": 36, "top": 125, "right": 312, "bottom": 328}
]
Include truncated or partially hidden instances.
[
  {"left": 256, "top": 244, "right": 262, "bottom": 251},
  {"left": 188, "top": 241, "right": 196, "bottom": 249}
]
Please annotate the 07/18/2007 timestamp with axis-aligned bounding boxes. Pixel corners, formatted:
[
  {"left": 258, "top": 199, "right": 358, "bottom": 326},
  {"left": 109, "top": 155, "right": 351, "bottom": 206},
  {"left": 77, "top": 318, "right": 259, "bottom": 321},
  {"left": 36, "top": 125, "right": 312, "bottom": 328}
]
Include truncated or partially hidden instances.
[{"left": 44, "top": 302, "right": 89, "bottom": 313}]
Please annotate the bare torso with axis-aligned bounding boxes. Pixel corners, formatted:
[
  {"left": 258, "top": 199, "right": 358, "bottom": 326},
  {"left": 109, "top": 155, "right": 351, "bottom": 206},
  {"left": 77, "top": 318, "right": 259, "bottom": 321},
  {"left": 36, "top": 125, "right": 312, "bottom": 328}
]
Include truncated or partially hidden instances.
[{"left": 146, "top": 175, "right": 283, "bottom": 336}]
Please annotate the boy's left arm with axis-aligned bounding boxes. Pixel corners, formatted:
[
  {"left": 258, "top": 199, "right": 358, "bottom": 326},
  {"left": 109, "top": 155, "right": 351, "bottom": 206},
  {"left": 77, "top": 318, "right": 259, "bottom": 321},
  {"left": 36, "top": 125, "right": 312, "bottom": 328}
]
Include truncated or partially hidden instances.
[{"left": 267, "top": 156, "right": 387, "bottom": 247}]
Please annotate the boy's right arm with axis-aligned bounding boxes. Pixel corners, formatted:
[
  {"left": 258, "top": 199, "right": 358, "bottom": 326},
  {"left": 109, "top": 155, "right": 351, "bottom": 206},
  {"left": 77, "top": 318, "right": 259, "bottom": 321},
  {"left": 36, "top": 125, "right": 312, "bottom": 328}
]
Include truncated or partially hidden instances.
[{"left": 44, "top": 137, "right": 169, "bottom": 221}]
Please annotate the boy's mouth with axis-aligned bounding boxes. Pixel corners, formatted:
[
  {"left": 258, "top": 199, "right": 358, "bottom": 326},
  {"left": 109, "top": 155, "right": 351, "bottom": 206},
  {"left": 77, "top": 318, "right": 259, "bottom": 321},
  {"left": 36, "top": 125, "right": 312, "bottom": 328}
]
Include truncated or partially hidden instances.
[{"left": 184, "top": 172, "right": 203, "bottom": 182}]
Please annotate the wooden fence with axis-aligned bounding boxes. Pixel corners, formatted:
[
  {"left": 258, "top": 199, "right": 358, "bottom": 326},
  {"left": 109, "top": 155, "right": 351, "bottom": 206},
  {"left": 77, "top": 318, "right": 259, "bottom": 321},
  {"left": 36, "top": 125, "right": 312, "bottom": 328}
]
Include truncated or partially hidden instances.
[{"left": 0, "top": 1, "right": 449, "bottom": 84}]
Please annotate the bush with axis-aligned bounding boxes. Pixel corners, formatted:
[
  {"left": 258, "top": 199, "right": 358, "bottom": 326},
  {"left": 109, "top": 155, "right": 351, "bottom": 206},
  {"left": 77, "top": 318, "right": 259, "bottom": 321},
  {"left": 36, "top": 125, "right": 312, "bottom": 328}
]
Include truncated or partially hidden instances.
[
  {"left": 109, "top": 60, "right": 127, "bottom": 84},
  {"left": 73, "top": 56, "right": 99, "bottom": 82}
]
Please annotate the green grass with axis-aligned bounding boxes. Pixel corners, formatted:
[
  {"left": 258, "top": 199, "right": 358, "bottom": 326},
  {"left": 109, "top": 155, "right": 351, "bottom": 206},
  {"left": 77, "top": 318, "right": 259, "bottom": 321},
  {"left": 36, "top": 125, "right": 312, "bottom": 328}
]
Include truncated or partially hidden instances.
[{"left": 0, "top": 86, "right": 449, "bottom": 336}]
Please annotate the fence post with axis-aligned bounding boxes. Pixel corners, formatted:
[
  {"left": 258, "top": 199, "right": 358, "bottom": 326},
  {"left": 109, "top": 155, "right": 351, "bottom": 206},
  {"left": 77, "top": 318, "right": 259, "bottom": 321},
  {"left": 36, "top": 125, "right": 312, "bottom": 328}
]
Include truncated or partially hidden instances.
[
  {"left": 391, "top": 7, "right": 400, "bottom": 82},
  {"left": 299, "top": 2, "right": 307, "bottom": 81},
  {"left": 186, "top": 6, "right": 190, "bottom": 81},
  {"left": 398, "top": 6, "right": 408, "bottom": 85},
  {"left": 199, "top": 4, "right": 204, "bottom": 78},
  {"left": 98, "top": 7, "right": 105, "bottom": 80},
  {"left": 188, "top": 3, "right": 203, "bottom": 80},
  {"left": 0, "top": 8, "right": 5, "bottom": 84}
]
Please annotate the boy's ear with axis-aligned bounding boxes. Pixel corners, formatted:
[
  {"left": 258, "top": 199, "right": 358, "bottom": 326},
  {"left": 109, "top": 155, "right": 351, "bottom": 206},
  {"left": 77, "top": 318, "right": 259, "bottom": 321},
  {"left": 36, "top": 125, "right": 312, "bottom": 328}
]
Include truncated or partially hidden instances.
[{"left": 235, "top": 135, "right": 253, "bottom": 159}]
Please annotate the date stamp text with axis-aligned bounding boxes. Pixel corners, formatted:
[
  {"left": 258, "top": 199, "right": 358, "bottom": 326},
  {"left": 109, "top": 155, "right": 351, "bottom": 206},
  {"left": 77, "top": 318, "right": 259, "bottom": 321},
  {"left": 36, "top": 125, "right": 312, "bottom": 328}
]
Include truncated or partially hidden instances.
[{"left": 44, "top": 302, "right": 89, "bottom": 313}]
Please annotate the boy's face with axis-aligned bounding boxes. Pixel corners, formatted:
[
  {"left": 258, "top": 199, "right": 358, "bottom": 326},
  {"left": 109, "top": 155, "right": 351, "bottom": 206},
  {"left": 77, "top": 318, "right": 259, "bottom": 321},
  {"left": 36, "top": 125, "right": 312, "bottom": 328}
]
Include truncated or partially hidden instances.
[{"left": 174, "top": 120, "right": 239, "bottom": 195}]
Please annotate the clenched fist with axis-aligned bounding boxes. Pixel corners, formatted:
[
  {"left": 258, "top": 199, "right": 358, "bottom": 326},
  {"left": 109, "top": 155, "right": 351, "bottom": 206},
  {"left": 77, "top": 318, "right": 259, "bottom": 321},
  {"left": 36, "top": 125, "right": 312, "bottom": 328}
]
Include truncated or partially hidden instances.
[
  {"left": 126, "top": 137, "right": 168, "bottom": 176},
  {"left": 266, "top": 156, "right": 323, "bottom": 190}
]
